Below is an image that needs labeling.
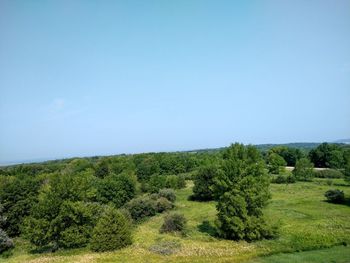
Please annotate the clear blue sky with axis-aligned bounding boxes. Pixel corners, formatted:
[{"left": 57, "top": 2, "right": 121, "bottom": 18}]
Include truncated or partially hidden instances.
[{"left": 0, "top": 0, "right": 349, "bottom": 163}]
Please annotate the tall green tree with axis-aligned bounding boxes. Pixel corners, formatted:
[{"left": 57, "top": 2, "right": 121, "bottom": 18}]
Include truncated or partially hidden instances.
[{"left": 213, "top": 143, "right": 272, "bottom": 241}]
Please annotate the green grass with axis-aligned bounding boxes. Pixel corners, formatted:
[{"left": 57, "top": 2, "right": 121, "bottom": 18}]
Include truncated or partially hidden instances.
[
  {"left": 249, "top": 246, "right": 350, "bottom": 263},
  {"left": 1, "top": 179, "right": 350, "bottom": 263}
]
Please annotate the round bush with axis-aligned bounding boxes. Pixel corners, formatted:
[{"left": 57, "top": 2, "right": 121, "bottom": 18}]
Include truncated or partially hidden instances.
[
  {"left": 90, "top": 207, "right": 132, "bottom": 252},
  {"left": 125, "top": 196, "right": 157, "bottom": 221},
  {"left": 158, "top": 189, "right": 176, "bottom": 203},
  {"left": 324, "top": 189, "right": 345, "bottom": 204},
  {"left": 160, "top": 212, "right": 186, "bottom": 233},
  {"left": 155, "top": 197, "right": 174, "bottom": 213}
]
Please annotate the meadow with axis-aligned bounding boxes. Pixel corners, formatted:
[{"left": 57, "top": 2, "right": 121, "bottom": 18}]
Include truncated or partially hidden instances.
[{"left": 2, "top": 178, "right": 350, "bottom": 263}]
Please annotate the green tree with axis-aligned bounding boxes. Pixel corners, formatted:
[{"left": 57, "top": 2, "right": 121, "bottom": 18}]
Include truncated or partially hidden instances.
[
  {"left": 0, "top": 174, "right": 41, "bottom": 236},
  {"left": 268, "top": 146, "right": 303, "bottom": 166},
  {"left": 213, "top": 143, "right": 272, "bottom": 241},
  {"left": 135, "top": 156, "right": 160, "bottom": 181},
  {"left": 94, "top": 158, "right": 110, "bottom": 178},
  {"left": 192, "top": 164, "right": 218, "bottom": 201},
  {"left": 293, "top": 158, "right": 314, "bottom": 181},
  {"left": 96, "top": 173, "right": 136, "bottom": 208},
  {"left": 23, "top": 171, "right": 97, "bottom": 249},
  {"left": 90, "top": 207, "right": 132, "bottom": 252},
  {"left": 309, "top": 143, "right": 345, "bottom": 168},
  {"left": 267, "top": 153, "right": 287, "bottom": 174},
  {"left": 148, "top": 174, "right": 167, "bottom": 193}
]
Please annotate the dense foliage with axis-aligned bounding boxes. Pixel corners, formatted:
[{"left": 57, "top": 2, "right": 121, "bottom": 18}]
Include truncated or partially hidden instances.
[
  {"left": 0, "top": 174, "right": 41, "bottom": 236},
  {"left": 309, "top": 143, "right": 347, "bottom": 168},
  {"left": 96, "top": 172, "right": 136, "bottom": 207},
  {"left": 90, "top": 207, "right": 132, "bottom": 252},
  {"left": 213, "top": 143, "right": 273, "bottom": 241},
  {"left": 192, "top": 164, "right": 218, "bottom": 201},
  {"left": 267, "top": 153, "right": 287, "bottom": 174}
]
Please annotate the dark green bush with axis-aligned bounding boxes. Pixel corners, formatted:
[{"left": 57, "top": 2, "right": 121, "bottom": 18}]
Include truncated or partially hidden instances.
[
  {"left": 314, "top": 169, "right": 343, "bottom": 179},
  {"left": 148, "top": 175, "right": 167, "bottom": 193},
  {"left": 24, "top": 201, "right": 103, "bottom": 249},
  {"left": 90, "top": 207, "right": 132, "bottom": 252},
  {"left": 0, "top": 229, "right": 14, "bottom": 254},
  {"left": 155, "top": 197, "right": 174, "bottom": 213},
  {"left": 125, "top": 196, "right": 157, "bottom": 221},
  {"left": 192, "top": 165, "right": 218, "bottom": 201},
  {"left": 324, "top": 189, "right": 345, "bottom": 204},
  {"left": 160, "top": 213, "right": 186, "bottom": 234},
  {"left": 271, "top": 174, "right": 296, "bottom": 184},
  {"left": 96, "top": 173, "right": 136, "bottom": 208},
  {"left": 158, "top": 189, "right": 176, "bottom": 203}
]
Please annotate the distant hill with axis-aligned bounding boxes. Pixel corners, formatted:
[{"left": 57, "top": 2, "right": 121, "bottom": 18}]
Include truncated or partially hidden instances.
[{"left": 333, "top": 138, "right": 350, "bottom": 144}]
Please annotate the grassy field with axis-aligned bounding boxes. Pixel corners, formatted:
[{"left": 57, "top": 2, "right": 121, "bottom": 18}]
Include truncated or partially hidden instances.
[{"left": 1, "top": 179, "right": 350, "bottom": 263}]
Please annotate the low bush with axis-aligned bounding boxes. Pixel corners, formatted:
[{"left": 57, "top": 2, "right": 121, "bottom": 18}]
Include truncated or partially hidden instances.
[
  {"left": 155, "top": 197, "right": 174, "bottom": 213},
  {"left": 158, "top": 188, "right": 176, "bottom": 203},
  {"left": 314, "top": 169, "right": 343, "bottom": 179},
  {"left": 90, "top": 207, "right": 132, "bottom": 252},
  {"left": 160, "top": 212, "right": 186, "bottom": 234},
  {"left": 271, "top": 174, "right": 296, "bottom": 184},
  {"left": 324, "top": 189, "right": 345, "bottom": 204},
  {"left": 125, "top": 196, "right": 157, "bottom": 221}
]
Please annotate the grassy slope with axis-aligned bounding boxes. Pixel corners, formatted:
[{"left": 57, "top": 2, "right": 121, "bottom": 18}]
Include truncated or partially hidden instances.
[{"left": 2, "top": 179, "right": 350, "bottom": 263}]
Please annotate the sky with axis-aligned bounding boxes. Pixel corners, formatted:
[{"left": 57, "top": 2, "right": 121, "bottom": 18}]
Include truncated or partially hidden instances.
[{"left": 0, "top": 0, "right": 349, "bottom": 163}]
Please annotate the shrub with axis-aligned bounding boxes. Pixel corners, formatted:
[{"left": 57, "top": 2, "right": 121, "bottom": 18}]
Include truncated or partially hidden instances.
[
  {"left": 192, "top": 164, "right": 218, "bottom": 201},
  {"left": 158, "top": 189, "right": 176, "bottom": 203},
  {"left": 90, "top": 207, "right": 132, "bottom": 252},
  {"left": 177, "top": 175, "right": 186, "bottom": 189},
  {"left": 165, "top": 175, "right": 178, "bottom": 189},
  {"left": 155, "top": 197, "right": 174, "bottom": 213},
  {"left": 96, "top": 173, "right": 136, "bottom": 208},
  {"left": 271, "top": 174, "right": 296, "bottom": 184},
  {"left": 314, "top": 169, "right": 343, "bottom": 179},
  {"left": 324, "top": 189, "right": 345, "bottom": 204},
  {"left": 0, "top": 229, "right": 14, "bottom": 254},
  {"left": 160, "top": 213, "right": 186, "bottom": 234},
  {"left": 125, "top": 196, "right": 157, "bottom": 221},
  {"left": 293, "top": 158, "right": 314, "bottom": 181},
  {"left": 24, "top": 201, "right": 103, "bottom": 249},
  {"left": 148, "top": 175, "right": 167, "bottom": 193}
]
